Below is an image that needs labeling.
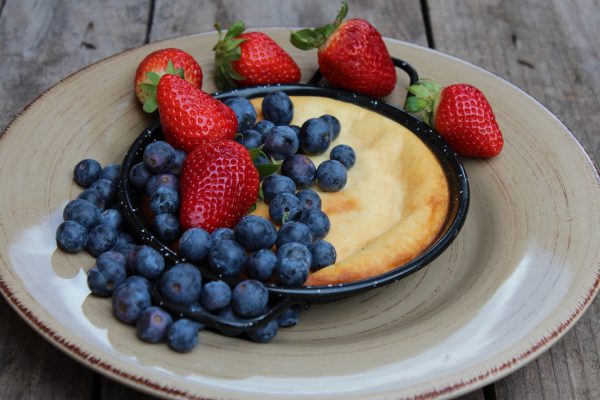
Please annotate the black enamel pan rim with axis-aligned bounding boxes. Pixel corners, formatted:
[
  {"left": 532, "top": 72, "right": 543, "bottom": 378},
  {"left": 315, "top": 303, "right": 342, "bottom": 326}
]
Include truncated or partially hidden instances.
[{"left": 119, "top": 83, "right": 469, "bottom": 301}]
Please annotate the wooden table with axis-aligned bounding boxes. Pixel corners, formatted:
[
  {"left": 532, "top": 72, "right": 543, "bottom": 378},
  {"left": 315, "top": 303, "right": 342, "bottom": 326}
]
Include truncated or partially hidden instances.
[{"left": 0, "top": 1, "right": 598, "bottom": 398}]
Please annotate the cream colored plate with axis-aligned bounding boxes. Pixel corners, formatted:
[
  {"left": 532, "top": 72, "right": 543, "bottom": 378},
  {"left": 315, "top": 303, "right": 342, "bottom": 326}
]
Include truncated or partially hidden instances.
[{"left": 0, "top": 30, "right": 599, "bottom": 400}]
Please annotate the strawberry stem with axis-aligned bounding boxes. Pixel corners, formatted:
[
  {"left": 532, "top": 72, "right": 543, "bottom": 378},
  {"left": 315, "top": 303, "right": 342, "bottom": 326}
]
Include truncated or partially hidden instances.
[
  {"left": 404, "top": 79, "right": 442, "bottom": 126},
  {"left": 140, "top": 59, "right": 184, "bottom": 113},
  {"left": 213, "top": 21, "right": 248, "bottom": 90},
  {"left": 290, "top": 1, "right": 348, "bottom": 50}
]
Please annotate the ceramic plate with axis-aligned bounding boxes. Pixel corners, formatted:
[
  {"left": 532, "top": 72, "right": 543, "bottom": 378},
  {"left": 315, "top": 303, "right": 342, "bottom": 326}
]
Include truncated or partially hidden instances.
[{"left": 0, "top": 30, "right": 598, "bottom": 400}]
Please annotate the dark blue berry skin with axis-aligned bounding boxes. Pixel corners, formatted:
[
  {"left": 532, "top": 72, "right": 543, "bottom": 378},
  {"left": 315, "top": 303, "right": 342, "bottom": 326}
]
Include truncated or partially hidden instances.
[
  {"left": 118, "top": 231, "right": 134, "bottom": 245},
  {"left": 87, "top": 224, "right": 118, "bottom": 257},
  {"left": 134, "top": 245, "right": 165, "bottom": 279},
  {"left": 56, "top": 221, "right": 88, "bottom": 253},
  {"left": 87, "top": 251, "right": 126, "bottom": 297},
  {"left": 245, "top": 249, "right": 277, "bottom": 281},
  {"left": 146, "top": 174, "right": 178, "bottom": 196},
  {"left": 78, "top": 189, "right": 106, "bottom": 209},
  {"left": 159, "top": 263, "right": 202, "bottom": 306},
  {"left": 115, "top": 241, "right": 137, "bottom": 259},
  {"left": 121, "top": 275, "right": 151, "bottom": 292},
  {"left": 179, "top": 228, "right": 211, "bottom": 262},
  {"left": 136, "top": 306, "right": 173, "bottom": 343},
  {"left": 169, "top": 149, "right": 187, "bottom": 175},
  {"left": 296, "top": 189, "right": 322, "bottom": 211},
  {"left": 281, "top": 154, "right": 316, "bottom": 188},
  {"left": 235, "top": 129, "right": 262, "bottom": 149},
  {"left": 276, "top": 243, "right": 311, "bottom": 287},
  {"left": 216, "top": 307, "right": 242, "bottom": 337},
  {"left": 277, "top": 304, "right": 301, "bottom": 327},
  {"left": 129, "top": 162, "right": 152, "bottom": 190},
  {"left": 101, "top": 163, "right": 121, "bottom": 185},
  {"left": 289, "top": 124, "right": 301, "bottom": 138},
  {"left": 168, "top": 319, "right": 201, "bottom": 352},
  {"left": 224, "top": 97, "right": 257, "bottom": 131},
  {"left": 320, "top": 114, "right": 341, "bottom": 141},
  {"left": 63, "top": 199, "right": 101, "bottom": 230},
  {"left": 143, "top": 141, "right": 176, "bottom": 173},
  {"left": 253, "top": 120, "right": 275, "bottom": 138},
  {"left": 208, "top": 240, "right": 246, "bottom": 277},
  {"left": 261, "top": 174, "right": 296, "bottom": 203},
  {"left": 310, "top": 240, "right": 337, "bottom": 271},
  {"left": 262, "top": 91, "right": 293, "bottom": 125},
  {"left": 112, "top": 283, "right": 151, "bottom": 324},
  {"left": 269, "top": 192, "right": 303, "bottom": 224},
  {"left": 277, "top": 221, "right": 313, "bottom": 247},
  {"left": 247, "top": 320, "right": 279, "bottom": 343},
  {"left": 316, "top": 160, "right": 348, "bottom": 192},
  {"left": 90, "top": 179, "right": 117, "bottom": 208},
  {"left": 199, "top": 280, "right": 232, "bottom": 311},
  {"left": 234, "top": 215, "right": 277, "bottom": 251},
  {"left": 299, "top": 208, "right": 331, "bottom": 240},
  {"left": 153, "top": 213, "right": 181, "bottom": 243},
  {"left": 231, "top": 280, "right": 269, "bottom": 318},
  {"left": 210, "top": 227, "right": 235, "bottom": 242},
  {"left": 99, "top": 208, "right": 123, "bottom": 231},
  {"left": 299, "top": 118, "right": 332, "bottom": 155},
  {"left": 263, "top": 126, "right": 299, "bottom": 160},
  {"left": 149, "top": 186, "right": 180, "bottom": 215},
  {"left": 330, "top": 144, "right": 356, "bottom": 169},
  {"left": 73, "top": 159, "right": 102, "bottom": 188},
  {"left": 253, "top": 155, "right": 269, "bottom": 169}
]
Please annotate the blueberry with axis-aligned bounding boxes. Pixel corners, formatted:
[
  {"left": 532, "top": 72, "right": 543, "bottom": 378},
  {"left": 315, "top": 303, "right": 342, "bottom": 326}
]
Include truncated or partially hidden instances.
[
  {"left": 277, "top": 221, "right": 312, "bottom": 247},
  {"left": 263, "top": 126, "right": 299, "bottom": 160},
  {"left": 330, "top": 144, "right": 356, "bottom": 169},
  {"left": 316, "top": 160, "right": 348, "bottom": 192},
  {"left": 216, "top": 307, "right": 242, "bottom": 336},
  {"left": 118, "top": 231, "right": 134, "bottom": 245},
  {"left": 101, "top": 163, "right": 121, "bottom": 185},
  {"left": 56, "top": 221, "right": 88, "bottom": 253},
  {"left": 112, "top": 283, "right": 151, "bottom": 324},
  {"left": 159, "top": 263, "right": 202, "bottom": 305},
  {"left": 90, "top": 178, "right": 117, "bottom": 208},
  {"left": 153, "top": 213, "right": 181, "bottom": 243},
  {"left": 289, "top": 124, "right": 301, "bottom": 138},
  {"left": 253, "top": 154, "right": 270, "bottom": 169},
  {"left": 87, "top": 224, "right": 118, "bottom": 257},
  {"left": 115, "top": 241, "right": 137, "bottom": 259},
  {"left": 234, "top": 215, "right": 277, "bottom": 251},
  {"left": 253, "top": 120, "right": 275, "bottom": 137},
  {"left": 210, "top": 227, "right": 235, "bottom": 242},
  {"left": 200, "top": 280, "right": 232, "bottom": 311},
  {"left": 224, "top": 97, "right": 257, "bottom": 131},
  {"left": 262, "top": 91, "right": 293, "bottom": 125},
  {"left": 128, "top": 162, "right": 152, "bottom": 191},
  {"left": 276, "top": 243, "right": 311, "bottom": 287},
  {"left": 78, "top": 189, "right": 105, "bottom": 209},
  {"left": 121, "top": 275, "right": 151, "bottom": 292},
  {"left": 245, "top": 249, "right": 277, "bottom": 281},
  {"left": 277, "top": 304, "right": 302, "bottom": 327},
  {"left": 299, "top": 118, "right": 331, "bottom": 154},
  {"left": 146, "top": 173, "right": 178, "bottom": 196},
  {"left": 320, "top": 114, "right": 341, "bottom": 141},
  {"left": 296, "top": 189, "right": 322, "bottom": 210},
  {"left": 87, "top": 251, "right": 126, "bottom": 297},
  {"left": 235, "top": 129, "right": 262, "bottom": 149},
  {"left": 310, "top": 240, "right": 337, "bottom": 271},
  {"left": 143, "top": 141, "right": 175, "bottom": 173},
  {"left": 136, "top": 306, "right": 173, "bottom": 343},
  {"left": 281, "top": 154, "right": 316, "bottom": 188},
  {"left": 168, "top": 319, "right": 201, "bottom": 352},
  {"left": 149, "top": 186, "right": 180, "bottom": 215},
  {"left": 208, "top": 240, "right": 246, "bottom": 277},
  {"left": 63, "top": 199, "right": 101, "bottom": 230},
  {"left": 179, "top": 228, "right": 211, "bottom": 262},
  {"left": 73, "top": 159, "right": 102, "bottom": 188},
  {"left": 299, "top": 208, "right": 331, "bottom": 240},
  {"left": 133, "top": 245, "right": 165, "bottom": 279},
  {"left": 231, "top": 279, "right": 269, "bottom": 318},
  {"left": 169, "top": 149, "right": 187, "bottom": 175},
  {"left": 261, "top": 174, "right": 296, "bottom": 203},
  {"left": 269, "top": 192, "right": 303, "bottom": 224},
  {"left": 99, "top": 208, "right": 123, "bottom": 231},
  {"left": 247, "top": 320, "right": 279, "bottom": 343}
]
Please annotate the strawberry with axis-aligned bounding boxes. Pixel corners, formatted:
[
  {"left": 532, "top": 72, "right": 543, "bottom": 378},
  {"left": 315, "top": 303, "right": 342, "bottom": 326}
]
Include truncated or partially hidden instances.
[
  {"left": 213, "top": 21, "right": 301, "bottom": 90},
  {"left": 405, "top": 80, "right": 504, "bottom": 157},
  {"left": 156, "top": 74, "right": 237, "bottom": 152},
  {"left": 135, "top": 48, "right": 203, "bottom": 112},
  {"left": 291, "top": 1, "right": 396, "bottom": 98},
  {"left": 179, "top": 140, "right": 260, "bottom": 232}
]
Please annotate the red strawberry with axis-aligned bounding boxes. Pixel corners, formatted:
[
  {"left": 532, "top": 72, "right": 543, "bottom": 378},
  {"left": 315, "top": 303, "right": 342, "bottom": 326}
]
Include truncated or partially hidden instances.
[
  {"left": 179, "top": 140, "right": 260, "bottom": 232},
  {"left": 405, "top": 80, "right": 504, "bottom": 157},
  {"left": 156, "top": 74, "right": 237, "bottom": 152},
  {"left": 135, "top": 48, "right": 203, "bottom": 112},
  {"left": 291, "top": 1, "right": 396, "bottom": 98},
  {"left": 213, "top": 21, "right": 301, "bottom": 90}
]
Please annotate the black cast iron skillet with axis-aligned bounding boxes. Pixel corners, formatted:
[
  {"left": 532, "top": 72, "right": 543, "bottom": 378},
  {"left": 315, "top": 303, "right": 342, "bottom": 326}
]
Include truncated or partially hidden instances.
[{"left": 118, "top": 58, "right": 469, "bottom": 334}]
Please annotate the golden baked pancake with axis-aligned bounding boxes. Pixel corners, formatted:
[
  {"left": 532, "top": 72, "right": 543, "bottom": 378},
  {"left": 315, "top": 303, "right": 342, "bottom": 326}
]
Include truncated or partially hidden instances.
[{"left": 250, "top": 96, "right": 450, "bottom": 287}]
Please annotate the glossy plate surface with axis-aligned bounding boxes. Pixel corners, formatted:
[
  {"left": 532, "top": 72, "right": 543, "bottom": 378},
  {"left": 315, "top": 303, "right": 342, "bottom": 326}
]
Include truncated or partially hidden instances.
[{"left": 0, "top": 30, "right": 599, "bottom": 399}]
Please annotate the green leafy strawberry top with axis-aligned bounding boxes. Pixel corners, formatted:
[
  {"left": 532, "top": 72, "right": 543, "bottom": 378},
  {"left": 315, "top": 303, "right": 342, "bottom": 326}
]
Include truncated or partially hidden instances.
[
  {"left": 404, "top": 79, "right": 443, "bottom": 126},
  {"left": 290, "top": 1, "right": 348, "bottom": 50},
  {"left": 213, "top": 21, "right": 248, "bottom": 90},
  {"left": 139, "top": 60, "right": 184, "bottom": 113}
]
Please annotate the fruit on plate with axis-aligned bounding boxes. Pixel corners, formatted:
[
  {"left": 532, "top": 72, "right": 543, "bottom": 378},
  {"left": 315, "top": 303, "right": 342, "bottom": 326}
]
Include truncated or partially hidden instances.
[
  {"left": 156, "top": 74, "right": 238, "bottom": 152},
  {"left": 213, "top": 20, "right": 301, "bottom": 90},
  {"left": 134, "top": 48, "right": 203, "bottom": 112},
  {"left": 405, "top": 80, "right": 504, "bottom": 157},
  {"left": 179, "top": 140, "right": 260, "bottom": 232},
  {"left": 290, "top": 1, "right": 396, "bottom": 98}
]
